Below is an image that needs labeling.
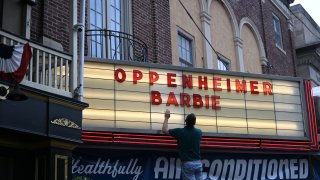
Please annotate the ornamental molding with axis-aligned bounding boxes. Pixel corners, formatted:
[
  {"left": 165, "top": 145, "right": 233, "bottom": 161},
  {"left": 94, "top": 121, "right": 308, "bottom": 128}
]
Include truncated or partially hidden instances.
[{"left": 51, "top": 118, "right": 81, "bottom": 129}]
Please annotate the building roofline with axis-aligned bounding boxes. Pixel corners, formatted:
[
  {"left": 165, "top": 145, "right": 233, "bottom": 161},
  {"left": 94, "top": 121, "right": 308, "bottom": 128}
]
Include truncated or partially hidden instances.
[
  {"left": 290, "top": 4, "right": 320, "bottom": 33},
  {"left": 296, "top": 41, "right": 320, "bottom": 51}
]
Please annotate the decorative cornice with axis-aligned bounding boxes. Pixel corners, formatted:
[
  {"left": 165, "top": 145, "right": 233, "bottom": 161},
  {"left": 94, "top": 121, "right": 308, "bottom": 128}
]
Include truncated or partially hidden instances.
[
  {"left": 270, "top": 0, "right": 291, "bottom": 19},
  {"left": 51, "top": 118, "right": 81, "bottom": 129}
]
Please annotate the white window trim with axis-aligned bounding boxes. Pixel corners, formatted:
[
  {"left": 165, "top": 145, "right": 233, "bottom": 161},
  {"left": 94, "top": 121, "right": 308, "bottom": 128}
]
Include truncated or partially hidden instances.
[
  {"left": 272, "top": 13, "right": 286, "bottom": 54},
  {"left": 177, "top": 27, "right": 195, "bottom": 67}
]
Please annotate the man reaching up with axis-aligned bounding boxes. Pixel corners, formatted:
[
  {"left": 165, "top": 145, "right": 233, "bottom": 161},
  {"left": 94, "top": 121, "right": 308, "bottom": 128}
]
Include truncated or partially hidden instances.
[{"left": 162, "top": 109, "right": 202, "bottom": 180}]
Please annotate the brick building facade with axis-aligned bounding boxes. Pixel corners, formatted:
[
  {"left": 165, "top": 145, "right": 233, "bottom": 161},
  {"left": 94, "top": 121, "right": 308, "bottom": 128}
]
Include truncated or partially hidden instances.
[
  {"left": 230, "top": 0, "right": 296, "bottom": 76},
  {"left": 22, "top": 0, "right": 297, "bottom": 76},
  {"left": 2, "top": 0, "right": 318, "bottom": 180}
]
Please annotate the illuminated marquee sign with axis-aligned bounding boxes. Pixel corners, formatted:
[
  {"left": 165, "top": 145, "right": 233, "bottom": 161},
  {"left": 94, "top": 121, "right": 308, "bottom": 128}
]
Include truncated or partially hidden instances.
[
  {"left": 83, "top": 61, "right": 306, "bottom": 138},
  {"left": 114, "top": 68, "right": 273, "bottom": 111}
]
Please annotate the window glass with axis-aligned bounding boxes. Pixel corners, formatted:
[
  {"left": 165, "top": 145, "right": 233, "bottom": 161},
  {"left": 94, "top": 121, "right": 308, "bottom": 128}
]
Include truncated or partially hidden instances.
[
  {"left": 178, "top": 33, "right": 193, "bottom": 67},
  {"left": 273, "top": 15, "right": 283, "bottom": 49},
  {"left": 89, "top": 0, "right": 132, "bottom": 59}
]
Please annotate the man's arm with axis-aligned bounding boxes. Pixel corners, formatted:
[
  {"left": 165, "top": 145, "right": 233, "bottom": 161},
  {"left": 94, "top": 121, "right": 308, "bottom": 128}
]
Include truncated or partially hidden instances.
[{"left": 162, "top": 109, "right": 170, "bottom": 134}]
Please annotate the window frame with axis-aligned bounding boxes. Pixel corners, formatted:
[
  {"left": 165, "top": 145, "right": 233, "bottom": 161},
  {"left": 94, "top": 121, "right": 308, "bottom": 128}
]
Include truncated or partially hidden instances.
[
  {"left": 54, "top": 155, "right": 68, "bottom": 180},
  {"left": 272, "top": 13, "right": 284, "bottom": 50},
  {"left": 88, "top": 0, "right": 132, "bottom": 59},
  {"left": 177, "top": 29, "right": 195, "bottom": 67}
]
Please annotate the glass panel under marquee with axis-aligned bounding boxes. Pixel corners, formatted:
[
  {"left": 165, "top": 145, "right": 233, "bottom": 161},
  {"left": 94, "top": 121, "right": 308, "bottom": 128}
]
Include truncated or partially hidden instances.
[{"left": 82, "top": 62, "right": 307, "bottom": 138}]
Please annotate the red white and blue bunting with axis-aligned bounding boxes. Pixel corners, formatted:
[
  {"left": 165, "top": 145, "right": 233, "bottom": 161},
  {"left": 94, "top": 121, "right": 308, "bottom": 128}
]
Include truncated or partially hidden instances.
[{"left": 0, "top": 43, "right": 32, "bottom": 83}]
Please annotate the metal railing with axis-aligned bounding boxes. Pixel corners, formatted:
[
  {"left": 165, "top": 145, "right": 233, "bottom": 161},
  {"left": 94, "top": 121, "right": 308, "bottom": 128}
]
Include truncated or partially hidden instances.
[
  {"left": 85, "top": 29, "right": 148, "bottom": 62},
  {"left": 0, "top": 30, "right": 73, "bottom": 97}
]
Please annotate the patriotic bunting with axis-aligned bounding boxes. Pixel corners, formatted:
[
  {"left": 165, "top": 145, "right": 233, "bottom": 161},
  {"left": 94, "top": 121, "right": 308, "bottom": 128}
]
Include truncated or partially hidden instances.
[{"left": 0, "top": 43, "right": 32, "bottom": 83}]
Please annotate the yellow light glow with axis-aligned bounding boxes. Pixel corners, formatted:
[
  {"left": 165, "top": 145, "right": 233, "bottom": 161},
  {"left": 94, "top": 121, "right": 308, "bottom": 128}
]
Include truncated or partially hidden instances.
[
  {"left": 83, "top": 109, "right": 114, "bottom": 120},
  {"left": 248, "top": 128, "right": 276, "bottom": 135},
  {"left": 246, "top": 101, "right": 274, "bottom": 111},
  {"left": 217, "top": 108, "right": 246, "bottom": 118},
  {"left": 183, "top": 88, "right": 216, "bottom": 96},
  {"left": 185, "top": 107, "right": 216, "bottom": 117},
  {"left": 116, "top": 101, "right": 150, "bottom": 112},
  {"left": 150, "top": 84, "right": 183, "bottom": 94},
  {"left": 151, "top": 122, "right": 184, "bottom": 130},
  {"left": 245, "top": 94, "right": 273, "bottom": 102},
  {"left": 219, "top": 99, "right": 245, "bottom": 109},
  {"left": 83, "top": 119, "right": 115, "bottom": 130},
  {"left": 214, "top": 91, "right": 245, "bottom": 100},
  {"left": 116, "top": 91, "right": 150, "bottom": 102},
  {"left": 84, "top": 98, "right": 114, "bottom": 110},
  {"left": 151, "top": 113, "right": 184, "bottom": 124},
  {"left": 151, "top": 103, "right": 184, "bottom": 114},
  {"left": 273, "top": 85, "right": 300, "bottom": 95},
  {"left": 277, "top": 121, "right": 304, "bottom": 130},
  {"left": 197, "top": 125, "right": 217, "bottom": 132},
  {"left": 217, "top": 117, "right": 247, "bottom": 127},
  {"left": 85, "top": 62, "right": 114, "bottom": 70},
  {"left": 115, "top": 81, "right": 149, "bottom": 92},
  {"left": 274, "top": 94, "right": 301, "bottom": 104},
  {"left": 84, "top": 78, "right": 114, "bottom": 89},
  {"left": 84, "top": 88, "right": 114, "bottom": 99},
  {"left": 275, "top": 103, "right": 302, "bottom": 113},
  {"left": 277, "top": 130, "right": 304, "bottom": 137},
  {"left": 247, "top": 110, "right": 275, "bottom": 119},
  {"left": 276, "top": 112, "right": 302, "bottom": 121},
  {"left": 247, "top": 119, "right": 276, "bottom": 129},
  {"left": 84, "top": 68, "right": 114, "bottom": 80},
  {"left": 116, "top": 121, "right": 150, "bottom": 129},
  {"left": 218, "top": 127, "right": 248, "bottom": 134},
  {"left": 196, "top": 116, "right": 216, "bottom": 126},
  {"left": 116, "top": 111, "right": 150, "bottom": 122},
  {"left": 272, "top": 80, "right": 299, "bottom": 87}
]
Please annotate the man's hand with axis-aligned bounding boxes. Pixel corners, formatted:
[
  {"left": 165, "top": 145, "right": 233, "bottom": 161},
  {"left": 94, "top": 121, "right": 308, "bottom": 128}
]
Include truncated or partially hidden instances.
[
  {"left": 162, "top": 109, "right": 170, "bottom": 134},
  {"left": 165, "top": 109, "right": 170, "bottom": 119}
]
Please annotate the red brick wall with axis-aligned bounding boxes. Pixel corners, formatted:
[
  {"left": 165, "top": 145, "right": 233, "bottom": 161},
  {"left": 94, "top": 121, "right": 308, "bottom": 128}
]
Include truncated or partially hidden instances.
[
  {"left": 261, "top": 1, "right": 296, "bottom": 76},
  {"left": 30, "top": 0, "right": 44, "bottom": 43},
  {"left": 228, "top": 0, "right": 295, "bottom": 76},
  {"left": 132, "top": 0, "right": 172, "bottom": 64},
  {"left": 31, "top": 0, "right": 71, "bottom": 52},
  {"left": 30, "top": 0, "right": 295, "bottom": 75}
]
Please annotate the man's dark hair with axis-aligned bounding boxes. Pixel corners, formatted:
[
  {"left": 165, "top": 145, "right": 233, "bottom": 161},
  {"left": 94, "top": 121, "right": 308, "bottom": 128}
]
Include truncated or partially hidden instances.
[{"left": 185, "top": 113, "right": 196, "bottom": 127}]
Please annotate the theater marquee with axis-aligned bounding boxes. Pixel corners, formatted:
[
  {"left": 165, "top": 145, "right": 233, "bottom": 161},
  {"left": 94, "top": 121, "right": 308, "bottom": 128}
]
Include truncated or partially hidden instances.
[{"left": 83, "top": 61, "right": 307, "bottom": 138}]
